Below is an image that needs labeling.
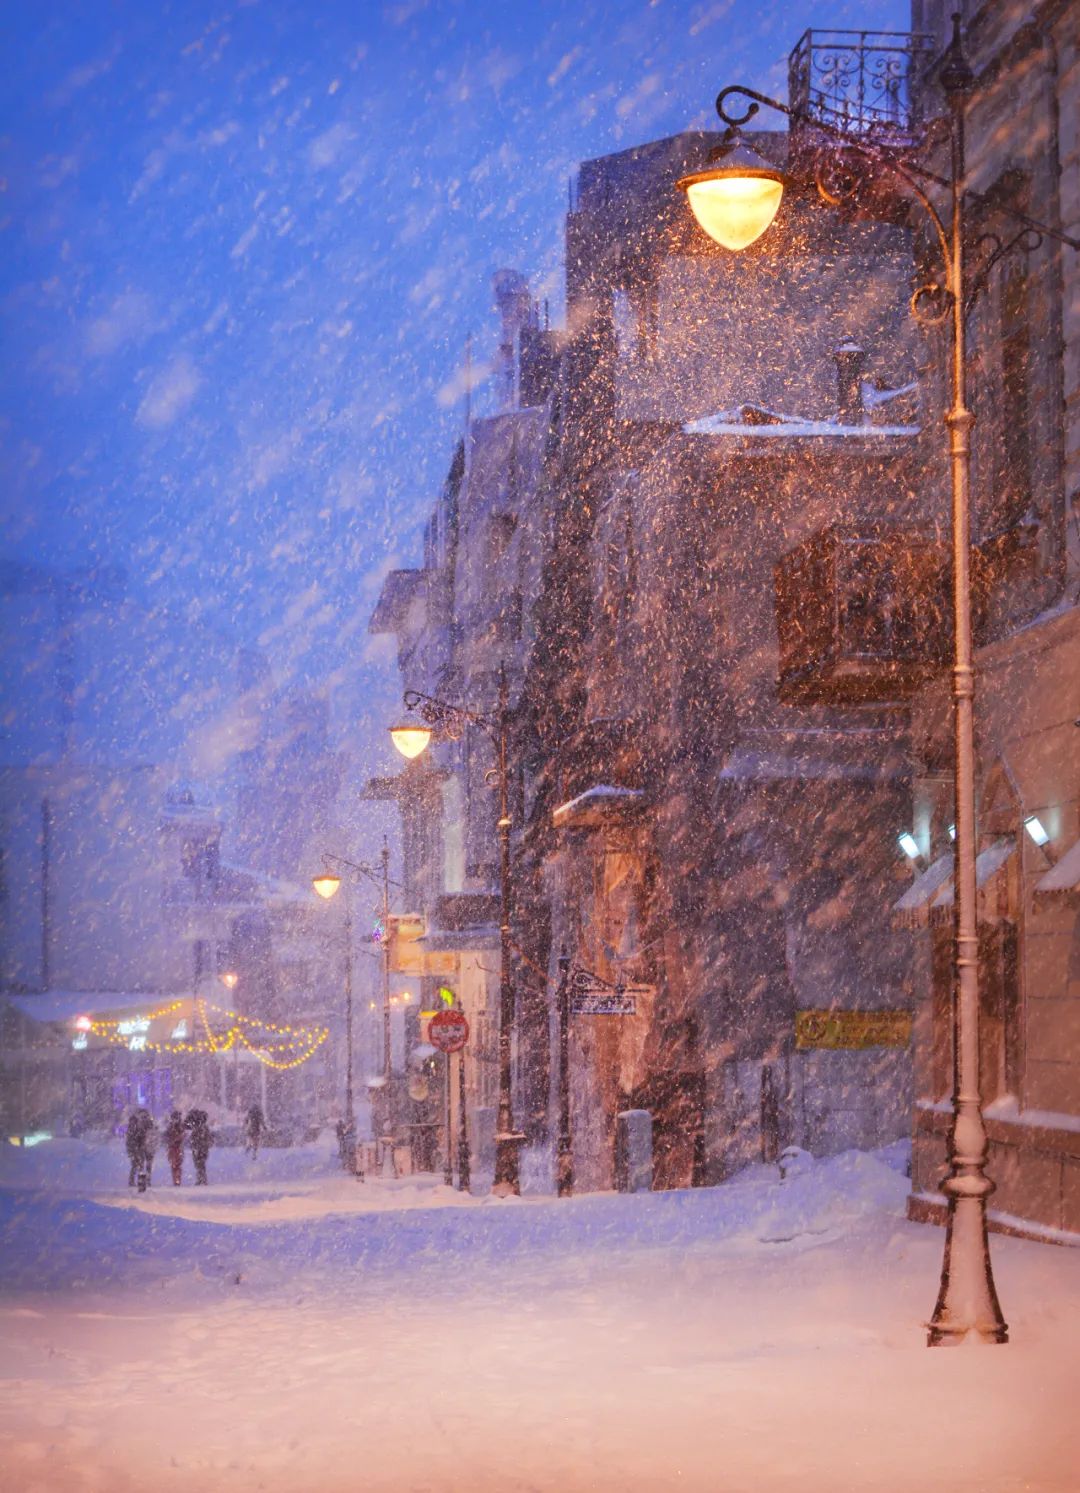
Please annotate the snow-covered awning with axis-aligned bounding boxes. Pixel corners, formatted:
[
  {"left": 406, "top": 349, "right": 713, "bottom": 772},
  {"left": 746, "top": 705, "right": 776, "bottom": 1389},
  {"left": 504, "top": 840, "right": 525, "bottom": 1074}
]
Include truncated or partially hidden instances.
[
  {"left": 891, "top": 854, "right": 954, "bottom": 929},
  {"left": 683, "top": 405, "right": 919, "bottom": 440},
  {"left": 719, "top": 748, "right": 905, "bottom": 785},
  {"left": 1034, "top": 837, "right": 1080, "bottom": 898},
  {"left": 552, "top": 784, "right": 646, "bottom": 831},
  {"left": 417, "top": 927, "right": 499, "bottom": 953},
  {"left": 927, "top": 839, "right": 1016, "bottom": 926}
]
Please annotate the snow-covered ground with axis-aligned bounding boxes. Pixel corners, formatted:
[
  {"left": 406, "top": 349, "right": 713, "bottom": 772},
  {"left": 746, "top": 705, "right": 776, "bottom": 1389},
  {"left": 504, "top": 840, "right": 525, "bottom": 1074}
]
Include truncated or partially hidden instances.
[{"left": 2, "top": 1136, "right": 1079, "bottom": 1492}]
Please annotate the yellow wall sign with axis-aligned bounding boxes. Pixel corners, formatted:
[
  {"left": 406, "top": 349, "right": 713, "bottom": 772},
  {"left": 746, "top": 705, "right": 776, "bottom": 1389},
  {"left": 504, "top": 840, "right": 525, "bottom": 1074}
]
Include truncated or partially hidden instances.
[
  {"left": 795, "top": 1009, "right": 912, "bottom": 1051},
  {"left": 389, "top": 944, "right": 458, "bottom": 978}
]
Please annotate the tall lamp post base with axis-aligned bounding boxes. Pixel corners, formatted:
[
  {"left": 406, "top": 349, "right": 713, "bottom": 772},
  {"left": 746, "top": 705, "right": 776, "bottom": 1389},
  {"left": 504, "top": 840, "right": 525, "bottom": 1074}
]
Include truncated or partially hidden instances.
[
  {"left": 928, "top": 1186, "right": 1008, "bottom": 1346},
  {"left": 493, "top": 1130, "right": 526, "bottom": 1196}
]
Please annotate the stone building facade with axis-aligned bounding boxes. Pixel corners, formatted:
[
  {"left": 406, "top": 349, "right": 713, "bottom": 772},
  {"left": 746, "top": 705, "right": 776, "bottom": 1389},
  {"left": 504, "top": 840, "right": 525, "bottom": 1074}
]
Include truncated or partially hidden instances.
[
  {"left": 903, "top": 0, "right": 1080, "bottom": 1241},
  {"left": 368, "top": 4, "right": 1078, "bottom": 1219}
]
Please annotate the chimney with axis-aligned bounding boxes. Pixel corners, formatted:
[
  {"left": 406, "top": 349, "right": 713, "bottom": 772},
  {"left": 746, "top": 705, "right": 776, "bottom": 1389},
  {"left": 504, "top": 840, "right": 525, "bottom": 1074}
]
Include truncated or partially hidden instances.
[{"left": 833, "top": 338, "right": 867, "bottom": 425}]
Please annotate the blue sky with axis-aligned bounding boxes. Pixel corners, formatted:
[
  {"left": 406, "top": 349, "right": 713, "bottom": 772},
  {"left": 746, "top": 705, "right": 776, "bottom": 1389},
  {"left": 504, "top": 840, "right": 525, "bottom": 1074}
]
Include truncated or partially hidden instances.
[{"left": 1, "top": 0, "right": 907, "bottom": 733}]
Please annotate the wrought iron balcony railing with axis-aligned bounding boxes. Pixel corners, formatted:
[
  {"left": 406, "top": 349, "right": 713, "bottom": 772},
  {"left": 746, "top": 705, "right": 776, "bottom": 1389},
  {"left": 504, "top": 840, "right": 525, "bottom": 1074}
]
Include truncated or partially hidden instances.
[{"left": 788, "top": 29, "right": 933, "bottom": 144}]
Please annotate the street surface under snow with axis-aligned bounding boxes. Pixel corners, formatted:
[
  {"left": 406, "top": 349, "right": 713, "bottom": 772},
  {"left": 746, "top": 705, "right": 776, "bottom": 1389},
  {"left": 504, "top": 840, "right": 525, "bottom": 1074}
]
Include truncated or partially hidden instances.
[{"left": 1, "top": 1138, "right": 1079, "bottom": 1492}]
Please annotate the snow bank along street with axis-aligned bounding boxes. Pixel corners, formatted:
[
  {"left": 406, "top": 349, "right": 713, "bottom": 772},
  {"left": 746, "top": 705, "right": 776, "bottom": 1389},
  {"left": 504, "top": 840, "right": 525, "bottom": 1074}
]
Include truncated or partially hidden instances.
[{"left": 2, "top": 1137, "right": 1079, "bottom": 1492}]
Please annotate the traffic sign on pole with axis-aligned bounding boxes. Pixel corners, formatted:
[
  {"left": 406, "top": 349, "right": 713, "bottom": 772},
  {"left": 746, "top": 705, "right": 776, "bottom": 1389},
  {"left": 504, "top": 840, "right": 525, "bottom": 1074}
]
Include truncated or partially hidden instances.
[{"left": 428, "top": 1008, "right": 470, "bottom": 1053}]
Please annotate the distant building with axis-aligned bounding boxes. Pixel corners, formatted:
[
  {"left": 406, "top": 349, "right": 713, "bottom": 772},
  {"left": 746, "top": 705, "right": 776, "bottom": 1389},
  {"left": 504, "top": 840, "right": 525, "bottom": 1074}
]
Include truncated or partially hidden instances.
[
  {"left": 0, "top": 563, "right": 338, "bottom": 1135},
  {"left": 370, "top": 118, "right": 929, "bottom": 1192}
]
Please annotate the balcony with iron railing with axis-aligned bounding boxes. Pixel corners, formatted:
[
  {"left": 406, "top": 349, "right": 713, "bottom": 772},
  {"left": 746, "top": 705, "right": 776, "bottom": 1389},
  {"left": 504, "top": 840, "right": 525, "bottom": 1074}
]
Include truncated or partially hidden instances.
[{"left": 788, "top": 29, "right": 933, "bottom": 146}]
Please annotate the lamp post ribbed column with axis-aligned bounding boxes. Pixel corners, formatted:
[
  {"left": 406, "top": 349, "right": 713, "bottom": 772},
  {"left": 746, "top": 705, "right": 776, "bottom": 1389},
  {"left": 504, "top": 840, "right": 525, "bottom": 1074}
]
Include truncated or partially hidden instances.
[{"left": 928, "top": 28, "right": 1006, "bottom": 1344}]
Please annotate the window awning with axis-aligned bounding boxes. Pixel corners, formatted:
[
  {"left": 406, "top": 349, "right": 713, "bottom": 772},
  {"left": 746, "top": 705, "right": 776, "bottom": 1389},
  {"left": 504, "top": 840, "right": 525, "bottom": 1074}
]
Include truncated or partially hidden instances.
[
  {"left": 891, "top": 854, "right": 953, "bottom": 929},
  {"left": 928, "top": 838, "right": 1015, "bottom": 925},
  {"left": 1034, "top": 837, "right": 1080, "bottom": 898},
  {"left": 552, "top": 785, "right": 645, "bottom": 831}
]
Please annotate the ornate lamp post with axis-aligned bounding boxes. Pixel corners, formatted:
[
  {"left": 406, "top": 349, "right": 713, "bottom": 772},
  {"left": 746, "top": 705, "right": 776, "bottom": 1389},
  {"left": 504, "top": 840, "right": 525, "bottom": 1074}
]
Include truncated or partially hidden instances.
[
  {"left": 681, "top": 15, "right": 1078, "bottom": 1345},
  {"left": 390, "top": 661, "right": 525, "bottom": 1195}
]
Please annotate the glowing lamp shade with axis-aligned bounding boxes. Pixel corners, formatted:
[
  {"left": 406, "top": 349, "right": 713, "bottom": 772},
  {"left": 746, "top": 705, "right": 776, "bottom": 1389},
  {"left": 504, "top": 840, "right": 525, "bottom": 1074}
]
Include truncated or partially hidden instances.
[
  {"left": 390, "top": 718, "right": 432, "bottom": 760},
  {"left": 897, "top": 832, "right": 921, "bottom": 861},
  {"left": 220, "top": 971, "right": 239, "bottom": 989},
  {"left": 677, "top": 135, "right": 786, "bottom": 251},
  {"left": 312, "top": 873, "right": 342, "bottom": 900}
]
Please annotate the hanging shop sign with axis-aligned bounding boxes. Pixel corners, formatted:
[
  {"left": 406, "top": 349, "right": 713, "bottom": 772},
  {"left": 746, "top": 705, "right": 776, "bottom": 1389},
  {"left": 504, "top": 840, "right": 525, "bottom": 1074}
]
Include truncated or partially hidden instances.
[
  {"left": 390, "top": 943, "right": 457, "bottom": 978},
  {"left": 567, "top": 964, "right": 651, "bottom": 1017},
  {"left": 570, "top": 988, "right": 641, "bottom": 1016},
  {"left": 795, "top": 1009, "right": 912, "bottom": 1051},
  {"left": 428, "top": 1009, "right": 470, "bottom": 1054}
]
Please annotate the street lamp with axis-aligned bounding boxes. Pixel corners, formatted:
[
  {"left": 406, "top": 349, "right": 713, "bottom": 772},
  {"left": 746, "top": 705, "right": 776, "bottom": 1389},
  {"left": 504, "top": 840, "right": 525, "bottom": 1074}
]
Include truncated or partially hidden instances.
[
  {"left": 389, "top": 717, "right": 433, "bottom": 760},
  {"left": 677, "top": 128, "right": 788, "bottom": 250},
  {"left": 313, "top": 845, "right": 399, "bottom": 1164},
  {"left": 686, "top": 14, "right": 1078, "bottom": 1345},
  {"left": 390, "top": 661, "right": 525, "bottom": 1195},
  {"left": 311, "top": 861, "right": 356, "bottom": 1135}
]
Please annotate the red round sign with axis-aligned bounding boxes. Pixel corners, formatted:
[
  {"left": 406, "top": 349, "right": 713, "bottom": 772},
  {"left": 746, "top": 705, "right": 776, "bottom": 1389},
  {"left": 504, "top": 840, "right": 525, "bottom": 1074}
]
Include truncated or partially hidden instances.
[{"left": 428, "top": 1009, "right": 469, "bottom": 1053}]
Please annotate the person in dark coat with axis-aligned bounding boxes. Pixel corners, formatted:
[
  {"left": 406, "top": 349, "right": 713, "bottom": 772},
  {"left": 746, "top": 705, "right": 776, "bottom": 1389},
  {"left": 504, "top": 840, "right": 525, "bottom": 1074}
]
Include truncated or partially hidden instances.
[
  {"left": 125, "top": 1108, "right": 151, "bottom": 1188},
  {"left": 164, "top": 1110, "right": 185, "bottom": 1185},
  {"left": 244, "top": 1103, "right": 264, "bottom": 1159},
  {"left": 143, "top": 1115, "right": 159, "bottom": 1187},
  {"left": 184, "top": 1108, "right": 213, "bottom": 1185}
]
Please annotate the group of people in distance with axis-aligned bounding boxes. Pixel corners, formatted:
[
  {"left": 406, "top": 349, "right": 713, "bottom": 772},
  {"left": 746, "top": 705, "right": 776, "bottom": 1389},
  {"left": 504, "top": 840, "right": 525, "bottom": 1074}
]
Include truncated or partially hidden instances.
[{"left": 124, "top": 1103, "right": 264, "bottom": 1190}]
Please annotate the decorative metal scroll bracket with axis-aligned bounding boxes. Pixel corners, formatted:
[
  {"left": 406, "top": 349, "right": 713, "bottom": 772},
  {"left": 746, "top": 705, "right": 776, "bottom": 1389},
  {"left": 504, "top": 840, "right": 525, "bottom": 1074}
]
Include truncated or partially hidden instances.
[
  {"left": 403, "top": 688, "right": 497, "bottom": 740},
  {"left": 965, "top": 228, "right": 1044, "bottom": 314},
  {"left": 712, "top": 83, "right": 1078, "bottom": 319},
  {"left": 321, "top": 849, "right": 404, "bottom": 892}
]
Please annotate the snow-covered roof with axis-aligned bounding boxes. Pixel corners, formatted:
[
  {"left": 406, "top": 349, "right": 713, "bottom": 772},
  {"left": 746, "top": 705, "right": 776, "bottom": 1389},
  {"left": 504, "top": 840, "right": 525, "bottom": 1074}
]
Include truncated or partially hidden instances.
[
  {"left": 552, "top": 784, "right": 646, "bottom": 829},
  {"left": 1034, "top": 836, "right": 1080, "bottom": 896},
  {"left": 683, "top": 405, "right": 919, "bottom": 439}
]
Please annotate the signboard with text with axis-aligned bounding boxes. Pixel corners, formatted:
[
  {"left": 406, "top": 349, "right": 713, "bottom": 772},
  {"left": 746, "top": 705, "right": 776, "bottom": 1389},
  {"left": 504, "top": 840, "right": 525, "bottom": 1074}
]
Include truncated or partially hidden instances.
[
  {"left": 794, "top": 1009, "right": 912, "bottom": 1051},
  {"left": 569, "top": 981, "right": 652, "bottom": 1017}
]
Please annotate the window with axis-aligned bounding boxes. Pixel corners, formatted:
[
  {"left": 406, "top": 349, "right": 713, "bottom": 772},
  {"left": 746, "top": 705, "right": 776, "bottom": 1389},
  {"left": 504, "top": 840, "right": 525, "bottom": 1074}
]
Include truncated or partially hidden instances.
[
  {"left": 997, "top": 264, "right": 1032, "bottom": 532},
  {"left": 487, "top": 513, "right": 516, "bottom": 568}
]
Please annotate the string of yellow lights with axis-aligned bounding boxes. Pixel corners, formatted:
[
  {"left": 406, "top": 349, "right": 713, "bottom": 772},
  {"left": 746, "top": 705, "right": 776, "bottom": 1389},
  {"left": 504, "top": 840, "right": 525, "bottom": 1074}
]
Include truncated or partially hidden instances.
[
  {"left": 195, "top": 999, "right": 328, "bottom": 1071},
  {"left": 79, "top": 999, "right": 328, "bottom": 1072}
]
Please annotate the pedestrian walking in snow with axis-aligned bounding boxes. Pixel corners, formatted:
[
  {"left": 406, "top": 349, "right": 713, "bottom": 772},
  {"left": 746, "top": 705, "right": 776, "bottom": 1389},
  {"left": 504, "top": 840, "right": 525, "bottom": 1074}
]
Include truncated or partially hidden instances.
[
  {"left": 125, "top": 1108, "right": 151, "bottom": 1188},
  {"left": 244, "top": 1103, "right": 264, "bottom": 1159},
  {"left": 185, "top": 1108, "right": 213, "bottom": 1185},
  {"left": 143, "top": 1115, "right": 159, "bottom": 1187},
  {"left": 165, "top": 1110, "right": 185, "bottom": 1186}
]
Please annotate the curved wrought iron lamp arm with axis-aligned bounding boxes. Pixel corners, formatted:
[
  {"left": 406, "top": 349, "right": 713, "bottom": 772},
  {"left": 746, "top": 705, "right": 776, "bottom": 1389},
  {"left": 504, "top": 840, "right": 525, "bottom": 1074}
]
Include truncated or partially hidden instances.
[
  {"left": 714, "top": 85, "right": 953, "bottom": 316},
  {"left": 403, "top": 688, "right": 498, "bottom": 738},
  {"left": 712, "top": 83, "right": 1077, "bottom": 318},
  {"left": 715, "top": 85, "right": 788, "bottom": 129},
  {"left": 966, "top": 227, "right": 1044, "bottom": 314},
  {"left": 322, "top": 849, "right": 404, "bottom": 891}
]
